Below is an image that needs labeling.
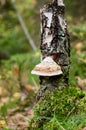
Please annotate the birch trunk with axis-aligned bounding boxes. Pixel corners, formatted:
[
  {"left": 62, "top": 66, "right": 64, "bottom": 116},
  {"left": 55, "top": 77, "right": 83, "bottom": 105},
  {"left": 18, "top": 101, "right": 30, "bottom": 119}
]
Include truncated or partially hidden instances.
[
  {"left": 29, "top": 0, "right": 70, "bottom": 129},
  {"left": 37, "top": 0, "right": 70, "bottom": 100}
]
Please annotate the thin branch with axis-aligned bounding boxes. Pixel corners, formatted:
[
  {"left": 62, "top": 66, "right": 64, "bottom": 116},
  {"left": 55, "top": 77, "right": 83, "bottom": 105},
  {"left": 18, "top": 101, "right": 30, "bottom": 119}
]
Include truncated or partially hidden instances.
[{"left": 12, "top": 0, "right": 37, "bottom": 51}]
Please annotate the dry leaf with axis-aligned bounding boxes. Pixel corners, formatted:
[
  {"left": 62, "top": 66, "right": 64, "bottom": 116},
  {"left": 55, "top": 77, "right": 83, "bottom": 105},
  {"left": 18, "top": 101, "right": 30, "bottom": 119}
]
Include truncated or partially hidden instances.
[
  {"left": 25, "top": 107, "right": 34, "bottom": 118},
  {"left": 13, "top": 92, "right": 20, "bottom": 98},
  {"left": 0, "top": 120, "right": 6, "bottom": 128},
  {"left": 0, "top": 87, "right": 7, "bottom": 96},
  {"left": 75, "top": 42, "right": 83, "bottom": 52},
  {"left": 7, "top": 113, "right": 29, "bottom": 130},
  {"left": 76, "top": 76, "right": 86, "bottom": 91},
  {"left": 25, "top": 84, "right": 37, "bottom": 92},
  {"left": 12, "top": 64, "right": 19, "bottom": 75}
]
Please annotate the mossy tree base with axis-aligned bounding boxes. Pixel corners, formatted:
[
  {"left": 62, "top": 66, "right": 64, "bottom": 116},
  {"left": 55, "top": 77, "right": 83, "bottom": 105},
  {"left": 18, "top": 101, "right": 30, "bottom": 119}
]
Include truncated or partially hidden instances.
[{"left": 29, "top": 86, "right": 86, "bottom": 130}]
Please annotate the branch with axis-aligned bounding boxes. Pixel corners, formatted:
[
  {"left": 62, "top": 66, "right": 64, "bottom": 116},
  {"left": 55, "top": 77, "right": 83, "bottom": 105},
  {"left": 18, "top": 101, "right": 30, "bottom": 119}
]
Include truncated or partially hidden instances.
[{"left": 12, "top": 0, "right": 37, "bottom": 51}]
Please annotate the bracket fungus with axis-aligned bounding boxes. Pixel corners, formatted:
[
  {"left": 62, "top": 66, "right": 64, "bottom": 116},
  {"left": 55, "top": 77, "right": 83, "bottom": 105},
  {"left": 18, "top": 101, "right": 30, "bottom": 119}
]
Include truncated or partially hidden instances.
[{"left": 31, "top": 57, "right": 63, "bottom": 76}]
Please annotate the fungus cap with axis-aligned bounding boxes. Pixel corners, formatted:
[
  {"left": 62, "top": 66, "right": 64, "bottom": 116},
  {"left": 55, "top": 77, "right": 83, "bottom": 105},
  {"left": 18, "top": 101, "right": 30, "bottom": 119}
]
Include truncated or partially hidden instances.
[{"left": 31, "top": 57, "right": 63, "bottom": 76}]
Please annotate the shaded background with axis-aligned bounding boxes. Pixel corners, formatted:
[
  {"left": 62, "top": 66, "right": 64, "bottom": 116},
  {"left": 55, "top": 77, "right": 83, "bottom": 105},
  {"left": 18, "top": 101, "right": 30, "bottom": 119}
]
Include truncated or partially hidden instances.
[{"left": 0, "top": 0, "right": 86, "bottom": 54}]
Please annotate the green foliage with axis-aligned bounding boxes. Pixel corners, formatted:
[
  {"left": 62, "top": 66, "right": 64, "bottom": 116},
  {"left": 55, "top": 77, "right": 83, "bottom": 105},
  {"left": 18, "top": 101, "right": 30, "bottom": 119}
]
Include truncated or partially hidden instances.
[
  {"left": 69, "top": 47, "right": 86, "bottom": 86},
  {"left": 0, "top": 0, "right": 37, "bottom": 55},
  {"left": 0, "top": 22, "right": 31, "bottom": 54},
  {"left": 0, "top": 0, "right": 86, "bottom": 55},
  {"left": 0, "top": 51, "right": 40, "bottom": 95},
  {"left": 0, "top": 100, "right": 16, "bottom": 119},
  {"left": 9, "top": 51, "right": 40, "bottom": 84},
  {"left": 69, "top": 23, "right": 86, "bottom": 41},
  {"left": 3, "top": 127, "right": 12, "bottom": 130}
]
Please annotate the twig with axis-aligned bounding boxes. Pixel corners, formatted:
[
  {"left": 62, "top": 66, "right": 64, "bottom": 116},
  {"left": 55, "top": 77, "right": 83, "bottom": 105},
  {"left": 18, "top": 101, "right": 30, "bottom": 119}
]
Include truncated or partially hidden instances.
[{"left": 12, "top": 0, "right": 37, "bottom": 51}]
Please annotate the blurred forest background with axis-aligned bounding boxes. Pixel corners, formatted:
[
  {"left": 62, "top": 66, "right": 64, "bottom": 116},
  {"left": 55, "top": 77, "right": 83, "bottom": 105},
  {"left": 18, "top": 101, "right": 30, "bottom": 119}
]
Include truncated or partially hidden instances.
[{"left": 0, "top": 0, "right": 86, "bottom": 130}]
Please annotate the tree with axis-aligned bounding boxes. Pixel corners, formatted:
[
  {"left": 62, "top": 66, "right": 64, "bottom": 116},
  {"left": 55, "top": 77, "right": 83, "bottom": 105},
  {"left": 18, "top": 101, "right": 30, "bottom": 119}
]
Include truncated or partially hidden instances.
[
  {"left": 32, "top": 0, "right": 70, "bottom": 100},
  {"left": 30, "top": 0, "right": 70, "bottom": 129}
]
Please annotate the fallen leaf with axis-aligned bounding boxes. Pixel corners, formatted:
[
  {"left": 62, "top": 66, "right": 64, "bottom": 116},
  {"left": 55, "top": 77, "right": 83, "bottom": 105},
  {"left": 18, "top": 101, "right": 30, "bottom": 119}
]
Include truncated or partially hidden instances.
[
  {"left": 13, "top": 92, "right": 20, "bottom": 98},
  {"left": 12, "top": 64, "right": 19, "bottom": 75},
  {"left": 0, "top": 87, "right": 7, "bottom": 96},
  {"left": 75, "top": 42, "right": 83, "bottom": 52},
  {"left": 0, "top": 120, "right": 6, "bottom": 128},
  {"left": 25, "top": 84, "right": 37, "bottom": 91},
  {"left": 25, "top": 107, "right": 34, "bottom": 118},
  {"left": 7, "top": 113, "right": 29, "bottom": 130},
  {"left": 0, "top": 97, "right": 9, "bottom": 107},
  {"left": 76, "top": 76, "right": 86, "bottom": 91}
]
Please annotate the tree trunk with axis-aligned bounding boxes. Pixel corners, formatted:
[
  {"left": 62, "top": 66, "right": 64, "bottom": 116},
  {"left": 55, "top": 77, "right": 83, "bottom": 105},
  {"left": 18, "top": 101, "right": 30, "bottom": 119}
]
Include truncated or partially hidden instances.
[
  {"left": 29, "top": 0, "right": 70, "bottom": 129},
  {"left": 37, "top": 0, "right": 70, "bottom": 100}
]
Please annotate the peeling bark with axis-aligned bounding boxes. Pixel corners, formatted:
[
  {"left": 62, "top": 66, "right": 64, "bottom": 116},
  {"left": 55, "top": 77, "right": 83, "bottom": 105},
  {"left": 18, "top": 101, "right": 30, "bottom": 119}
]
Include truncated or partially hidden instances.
[{"left": 37, "top": 0, "right": 70, "bottom": 100}]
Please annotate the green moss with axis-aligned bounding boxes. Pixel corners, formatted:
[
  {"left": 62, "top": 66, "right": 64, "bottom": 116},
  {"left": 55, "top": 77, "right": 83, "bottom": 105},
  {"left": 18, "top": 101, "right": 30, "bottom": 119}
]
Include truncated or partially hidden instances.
[
  {"left": 64, "top": 113, "right": 86, "bottom": 130},
  {"left": 29, "top": 86, "right": 86, "bottom": 130}
]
